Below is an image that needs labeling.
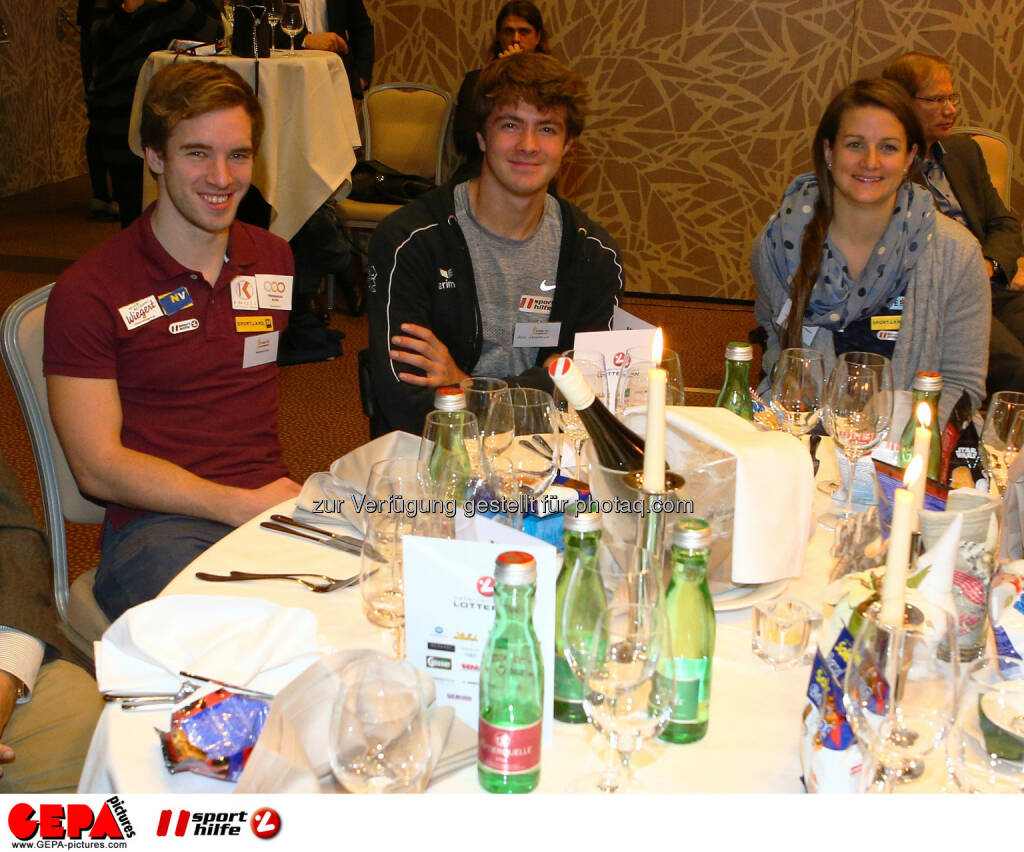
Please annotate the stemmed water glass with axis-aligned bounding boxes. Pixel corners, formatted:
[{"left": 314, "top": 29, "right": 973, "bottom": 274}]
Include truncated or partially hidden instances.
[
  {"left": 280, "top": 3, "right": 304, "bottom": 55},
  {"left": 820, "top": 351, "right": 893, "bottom": 527},
  {"left": 616, "top": 348, "right": 685, "bottom": 420},
  {"left": 979, "top": 390, "right": 1024, "bottom": 496},
  {"left": 770, "top": 347, "right": 824, "bottom": 439},
  {"left": 328, "top": 654, "right": 433, "bottom": 793},
  {"left": 843, "top": 602, "right": 959, "bottom": 793},
  {"left": 265, "top": 0, "right": 283, "bottom": 42},
  {"left": 552, "top": 350, "right": 608, "bottom": 480},
  {"left": 459, "top": 378, "right": 511, "bottom": 443},
  {"left": 417, "top": 409, "right": 484, "bottom": 515},
  {"left": 575, "top": 603, "right": 674, "bottom": 793},
  {"left": 481, "top": 388, "right": 560, "bottom": 529},
  {"left": 220, "top": 0, "right": 235, "bottom": 52}
]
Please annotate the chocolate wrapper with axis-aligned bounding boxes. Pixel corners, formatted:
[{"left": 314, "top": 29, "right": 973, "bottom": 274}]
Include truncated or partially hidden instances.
[{"left": 158, "top": 688, "right": 269, "bottom": 782}]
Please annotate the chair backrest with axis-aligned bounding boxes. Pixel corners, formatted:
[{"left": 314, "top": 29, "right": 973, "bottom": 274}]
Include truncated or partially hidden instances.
[
  {"left": 0, "top": 284, "right": 105, "bottom": 623},
  {"left": 953, "top": 125, "right": 1013, "bottom": 208},
  {"left": 363, "top": 83, "right": 454, "bottom": 183}
]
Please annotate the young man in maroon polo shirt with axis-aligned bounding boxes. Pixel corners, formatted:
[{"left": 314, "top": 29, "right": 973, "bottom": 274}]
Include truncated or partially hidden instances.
[{"left": 43, "top": 62, "right": 301, "bottom": 621}]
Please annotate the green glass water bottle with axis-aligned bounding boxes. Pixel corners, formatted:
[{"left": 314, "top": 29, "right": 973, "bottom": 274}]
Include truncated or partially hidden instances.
[
  {"left": 715, "top": 342, "right": 754, "bottom": 420},
  {"left": 478, "top": 551, "right": 544, "bottom": 793},
  {"left": 897, "top": 371, "right": 943, "bottom": 480},
  {"left": 427, "top": 386, "right": 474, "bottom": 501},
  {"left": 660, "top": 519, "right": 716, "bottom": 744},
  {"left": 554, "top": 503, "right": 602, "bottom": 724}
]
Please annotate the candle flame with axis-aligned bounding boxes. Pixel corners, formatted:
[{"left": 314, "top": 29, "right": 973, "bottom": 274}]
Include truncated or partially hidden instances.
[
  {"left": 903, "top": 454, "right": 923, "bottom": 488},
  {"left": 916, "top": 401, "right": 932, "bottom": 428},
  {"left": 652, "top": 328, "right": 663, "bottom": 364}
]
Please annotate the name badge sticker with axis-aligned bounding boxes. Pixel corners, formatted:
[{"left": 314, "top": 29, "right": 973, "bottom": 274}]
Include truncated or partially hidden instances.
[
  {"left": 236, "top": 316, "right": 274, "bottom": 333},
  {"left": 169, "top": 318, "right": 200, "bottom": 335},
  {"left": 118, "top": 295, "right": 162, "bottom": 331},
  {"left": 157, "top": 285, "right": 194, "bottom": 317},
  {"left": 518, "top": 294, "right": 553, "bottom": 315},
  {"left": 513, "top": 321, "right": 561, "bottom": 348},
  {"left": 242, "top": 331, "right": 280, "bottom": 368},
  {"left": 230, "top": 276, "right": 259, "bottom": 311},
  {"left": 870, "top": 315, "right": 901, "bottom": 331},
  {"left": 256, "top": 274, "right": 293, "bottom": 311}
]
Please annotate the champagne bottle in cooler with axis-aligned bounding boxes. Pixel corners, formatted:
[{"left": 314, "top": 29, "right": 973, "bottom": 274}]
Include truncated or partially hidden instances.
[
  {"left": 548, "top": 357, "right": 646, "bottom": 471},
  {"left": 554, "top": 503, "right": 602, "bottom": 723},
  {"left": 715, "top": 342, "right": 754, "bottom": 420},
  {"left": 896, "top": 371, "right": 942, "bottom": 480},
  {"left": 660, "top": 519, "right": 716, "bottom": 744},
  {"left": 478, "top": 551, "right": 544, "bottom": 793}
]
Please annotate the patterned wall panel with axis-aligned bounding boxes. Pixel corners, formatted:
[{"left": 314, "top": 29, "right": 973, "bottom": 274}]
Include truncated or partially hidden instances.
[{"left": 368, "top": 0, "right": 1024, "bottom": 299}]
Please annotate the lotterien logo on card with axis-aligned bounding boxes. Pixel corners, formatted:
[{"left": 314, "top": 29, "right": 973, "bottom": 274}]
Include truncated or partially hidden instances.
[
  {"left": 519, "top": 294, "right": 553, "bottom": 314},
  {"left": 169, "top": 318, "right": 199, "bottom": 335},
  {"left": 235, "top": 316, "right": 274, "bottom": 333},
  {"left": 255, "top": 273, "right": 293, "bottom": 310},
  {"left": 118, "top": 295, "right": 161, "bottom": 330},
  {"left": 230, "top": 275, "right": 258, "bottom": 310},
  {"left": 157, "top": 285, "right": 194, "bottom": 316}
]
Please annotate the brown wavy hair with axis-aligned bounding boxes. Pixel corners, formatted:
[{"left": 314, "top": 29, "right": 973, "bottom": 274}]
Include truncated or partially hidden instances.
[
  {"left": 140, "top": 62, "right": 264, "bottom": 157},
  {"left": 488, "top": 1, "right": 550, "bottom": 60},
  {"left": 782, "top": 78, "right": 924, "bottom": 349},
  {"left": 881, "top": 52, "right": 952, "bottom": 98}
]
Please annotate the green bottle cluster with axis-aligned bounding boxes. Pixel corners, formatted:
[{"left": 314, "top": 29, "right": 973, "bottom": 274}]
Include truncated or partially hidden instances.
[
  {"left": 660, "top": 518, "right": 716, "bottom": 744},
  {"left": 715, "top": 342, "right": 754, "bottom": 420},
  {"left": 897, "top": 371, "right": 943, "bottom": 480},
  {"left": 554, "top": 503, "right": 603, "bottom": 724},
  {"left": 478, "top": 551, "right": 544, "bottom": 793}
]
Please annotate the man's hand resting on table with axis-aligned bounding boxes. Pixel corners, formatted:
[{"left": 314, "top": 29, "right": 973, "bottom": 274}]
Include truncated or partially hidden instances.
[
  {"left": 225, "top": 477, "right": 302, "bottom": 528},
  {"left": 303, "top": 32, "right": 349, "bottom": 54},
  {"left": 0, "top": 671, "right": 20, "bottom": 779},
  {"left": 390, "top": 323, "right": 469, "bottom": 388}
]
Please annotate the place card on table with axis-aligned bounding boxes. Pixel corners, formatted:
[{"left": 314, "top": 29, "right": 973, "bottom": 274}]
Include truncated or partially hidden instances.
[
  {"left": 573, "top": 327, "right": 656, "bottom": 402},
  {"left": 402, "top": 514, "right": 557, "bottom": 743}
]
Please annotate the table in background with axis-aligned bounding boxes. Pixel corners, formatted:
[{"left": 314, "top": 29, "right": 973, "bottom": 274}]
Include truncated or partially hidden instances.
[
  {"left": 78, "top": 493, "right": 835, "bottom": 795},
  {"left": 128, "top": 50, "right": 360, "bottom": 240}
]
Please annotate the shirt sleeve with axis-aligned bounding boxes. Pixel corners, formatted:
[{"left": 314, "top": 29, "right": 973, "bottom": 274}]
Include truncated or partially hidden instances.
[
  {"left": 0, "top": 628, "right": 45, "bottom": 701},
  {"left": 42, "top": 268, "right": 122, "bottom": 380}
]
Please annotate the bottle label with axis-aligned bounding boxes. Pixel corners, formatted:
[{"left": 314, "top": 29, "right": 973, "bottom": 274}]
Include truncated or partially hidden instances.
[
  {"left": 554, "top": 655, "right": 583, "bottom": 703},
  {"left": 663, "top": 657, "right": 710, "bottom": 722},
  {"left": 478, "top": 718, "right": 542, "bottom": 774}
]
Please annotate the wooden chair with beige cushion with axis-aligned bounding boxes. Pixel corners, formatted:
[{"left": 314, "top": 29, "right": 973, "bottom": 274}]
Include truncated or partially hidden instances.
[
  {"left": 1, "top": 285, "right": 111, "bottom": 659},
  {"left": 953, "top": 125, "right": 1013, "bottom": 208}
]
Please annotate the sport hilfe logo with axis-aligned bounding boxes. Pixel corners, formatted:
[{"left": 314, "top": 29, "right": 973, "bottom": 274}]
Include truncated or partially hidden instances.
[
  {"left": 156, "top": 808, "right": 281, "bottom": 839},
  {"left": 8, "top": 797, "right": 134, "bottom": 840}
]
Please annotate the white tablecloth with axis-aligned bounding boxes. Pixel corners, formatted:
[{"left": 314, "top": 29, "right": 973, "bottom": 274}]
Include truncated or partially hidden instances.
[
  {"left": 78, "top": 489, "right": 839, "bottom": 794},
  {"left": 128, "top": 50, "right": 360, "bottom": 240}
]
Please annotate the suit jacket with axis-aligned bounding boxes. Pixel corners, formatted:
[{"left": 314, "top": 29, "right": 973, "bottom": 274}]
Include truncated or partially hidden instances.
[
  {"left": 941, "top": 134, "right": 1023, "bottom": 280},
  {"left": 282, "top": 0, "right": 374, "bottom": 98}
]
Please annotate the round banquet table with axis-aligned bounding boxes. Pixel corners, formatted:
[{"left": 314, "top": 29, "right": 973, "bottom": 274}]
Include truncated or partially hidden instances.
[
  {"left": 77, "top": 491, "right": 841, "bottom": 795},
  {"left": 127, "top": 49, "right": 361, "bottom": 241}
]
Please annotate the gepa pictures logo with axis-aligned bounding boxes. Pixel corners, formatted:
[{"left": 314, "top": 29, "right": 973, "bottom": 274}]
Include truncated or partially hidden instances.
[{"left": 8, "top": 796, "right": 134, "bottom": 840}]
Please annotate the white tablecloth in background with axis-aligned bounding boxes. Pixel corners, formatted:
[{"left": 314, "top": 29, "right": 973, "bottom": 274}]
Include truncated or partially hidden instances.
[{"left": 128, "top": 50, "right": 360, "bottom": 240}]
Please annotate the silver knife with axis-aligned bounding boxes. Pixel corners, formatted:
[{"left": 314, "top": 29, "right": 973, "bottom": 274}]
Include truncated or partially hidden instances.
[
  {"left": 270, "top": 514, "right": 388, "bottom": 562},
  {"left": 259, "top": 521, "right": 361, "bottom": 555}
]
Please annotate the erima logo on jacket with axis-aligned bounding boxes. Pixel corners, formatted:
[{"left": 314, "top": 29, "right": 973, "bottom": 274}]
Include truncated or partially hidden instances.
[{"left": 438, "top": 268, "right": 455, "bottom": 290}]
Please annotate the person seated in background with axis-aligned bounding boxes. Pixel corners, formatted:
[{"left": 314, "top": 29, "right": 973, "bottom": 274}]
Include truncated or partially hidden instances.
[
  {"left": 0, "top": 452, "right": 102, "bottom": 793},
  {"left": 882, "top": 52, "right": 1024, "bottom": 395},
  {"left": 451, "top": 1, "right": 551, "bottom": 184},
  {"left": 87, "top": 0, "right": 222, "bottom": 228},
  {"left": 752, "top": 78, "right": 989, "bottom": 427},
  {"left": 279, "top": 0, "right": 374, "bottom": 99},
  {"left": 367, "top": 52, "right": 624, "bottom": 436},
  {"left": 44, "top": 62, "right": 301, "bottom": 622}
]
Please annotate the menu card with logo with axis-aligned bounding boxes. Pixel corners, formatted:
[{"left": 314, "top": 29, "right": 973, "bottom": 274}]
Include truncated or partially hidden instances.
[
  {"left": 402, "top": 515, "right": 557, "bottom": 744},
  {"left": 573, "top": 327, "right": 656, "bottom": 402}
]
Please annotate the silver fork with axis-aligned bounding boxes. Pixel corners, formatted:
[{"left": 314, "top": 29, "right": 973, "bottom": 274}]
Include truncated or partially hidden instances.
[{"left": 195, "top": 570, "right": 359, "bottom": 593}]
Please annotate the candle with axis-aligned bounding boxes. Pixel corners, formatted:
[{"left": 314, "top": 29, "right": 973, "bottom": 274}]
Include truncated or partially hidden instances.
[
  {"left": 879, "top": 457, "right": 921, "bottom": 628},
  {"left": 643, "top": 328, "right": 667, "bottom": 492},
  {"left": 910, "top": 402, "right": 931, "bottom": 521}
]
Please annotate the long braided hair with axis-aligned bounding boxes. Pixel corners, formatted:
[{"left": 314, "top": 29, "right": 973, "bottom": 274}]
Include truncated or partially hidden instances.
[{"left": 782, "top": 78, "right": 925, "bottom": 350}]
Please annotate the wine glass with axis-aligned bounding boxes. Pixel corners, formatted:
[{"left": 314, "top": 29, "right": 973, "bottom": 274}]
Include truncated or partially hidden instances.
[
  {"left": 946, "top": 655, "right": 1024, "bottom": 793},
  {"left": 843, "top": 602, "right": 959, "bottom": 793},
  {"left": 328, "top": 654, "right": 433, "bottom": 793},
  {"left": 770, "top": 347, "right": 824, "bottom": 438},
  {"left": 280, "top": 3, "right": 303, "bottom": 55},
  {"left": 979, "top": 390, "right": 1024, "bottom": 496},
  {"left": 553, "top": 350, "right": 608, "bottom": 480},
  {"left": 576, "top": 603, "right": 674, "bottom": 793},
  {"left": 625, "top": 345, "right": 685, "bottom": 406},
  {"left": 417, "top": 409, "right": 483, "bottom": 535},
  {"left": 820, "top": 351, "right": 893, "bottom": 526},
  {"left": 459, "top": 378, "right": 511, "bottom": 442},
  {"left": 481, "top": 388, "right": 560, "bottom": 530},
  {"left": 616, "top": 353, "right": 685, "bottom": 420},
  {"left": 220, "top": 0, "right": 235, "bottom": 52},
  {"left": 265, "top": 0, "right": 283, "bottom": 42}
]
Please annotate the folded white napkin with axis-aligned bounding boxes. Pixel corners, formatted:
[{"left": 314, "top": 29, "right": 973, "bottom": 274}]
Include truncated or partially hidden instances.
[
  {"left": 294, "top": 431, "right": 421, "bottom": 532},
  {"left": 666, "top": 407, "right": 813, "bottom": 584},
  {"left": 95, "top": 595, "right": 322, "bottom": 696},
  {"left": 236, "top": 651, "right": 476, "bottom": 793}
]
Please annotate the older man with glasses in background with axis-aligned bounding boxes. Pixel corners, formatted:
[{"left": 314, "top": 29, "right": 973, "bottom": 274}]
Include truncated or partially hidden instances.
[{"left": 884, "top": 52, "right": 1024, "bottom": 395}]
